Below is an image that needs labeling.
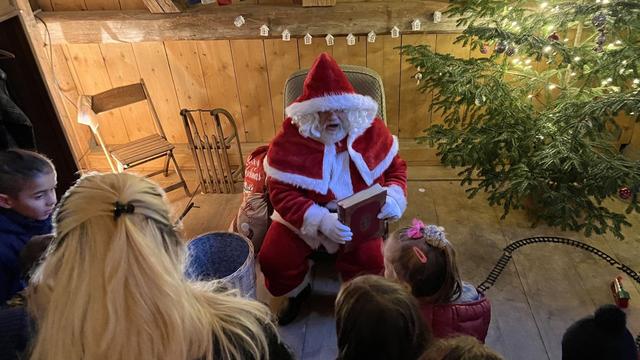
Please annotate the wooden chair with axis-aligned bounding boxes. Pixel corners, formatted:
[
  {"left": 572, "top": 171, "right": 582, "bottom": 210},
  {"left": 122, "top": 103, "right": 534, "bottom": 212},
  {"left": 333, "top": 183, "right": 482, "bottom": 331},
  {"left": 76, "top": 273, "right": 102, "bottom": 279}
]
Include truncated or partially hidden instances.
[{"left": 77, "top": 80, "right": 189, "bottom": 196}]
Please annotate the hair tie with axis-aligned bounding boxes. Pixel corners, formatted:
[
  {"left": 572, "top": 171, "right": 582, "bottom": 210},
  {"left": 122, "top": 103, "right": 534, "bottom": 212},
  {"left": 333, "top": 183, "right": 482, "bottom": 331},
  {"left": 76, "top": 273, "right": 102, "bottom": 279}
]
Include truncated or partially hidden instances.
[
  {"left": 406, "top": 218, "right": 425, "bottom": 239},
  {"left": 114, "top": 201, "right": 135, "bottom": 219},
  {"left": 412, "top": 246, "right": 428, "bottom": 264}
]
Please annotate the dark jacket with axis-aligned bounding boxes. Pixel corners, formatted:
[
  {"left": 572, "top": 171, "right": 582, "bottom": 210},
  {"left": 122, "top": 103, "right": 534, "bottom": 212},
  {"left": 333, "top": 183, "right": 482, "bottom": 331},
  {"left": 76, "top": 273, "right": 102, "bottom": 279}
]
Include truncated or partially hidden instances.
[
  {"left": 0, "top": 209, "right": 52, "bottom": 304},
  {"left": 419, "top": 291, "right": 491, "bottom": 343},
  {"left": 0, "top": 306, "right": 29, "bottom": 360},
  {"left": 213, "top": 321, "right": 294, "bottom": 360},
  {"left": 0, "top": 68, "right": 35, "bottom": 150}
]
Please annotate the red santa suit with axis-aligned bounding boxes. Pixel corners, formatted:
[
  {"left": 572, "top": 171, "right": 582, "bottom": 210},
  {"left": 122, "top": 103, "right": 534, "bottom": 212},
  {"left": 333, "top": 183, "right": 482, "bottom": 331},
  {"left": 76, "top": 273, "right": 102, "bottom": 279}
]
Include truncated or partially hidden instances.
[{"left": 258, "top": 53, "right": 408, "bottom": 297}]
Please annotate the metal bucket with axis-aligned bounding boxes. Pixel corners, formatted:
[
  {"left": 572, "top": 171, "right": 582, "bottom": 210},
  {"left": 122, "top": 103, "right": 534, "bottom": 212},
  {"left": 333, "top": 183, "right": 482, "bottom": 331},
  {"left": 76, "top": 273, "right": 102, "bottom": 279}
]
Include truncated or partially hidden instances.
[{"left": 185, "top": 231, "right": 256, "bottom": 299}]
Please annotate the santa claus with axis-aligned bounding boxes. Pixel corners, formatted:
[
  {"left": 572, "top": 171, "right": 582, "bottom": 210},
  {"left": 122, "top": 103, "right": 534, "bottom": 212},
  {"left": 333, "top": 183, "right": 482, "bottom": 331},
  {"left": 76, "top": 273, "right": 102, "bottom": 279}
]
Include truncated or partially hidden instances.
[{"left": 258, "top": 53, "right": 408, "bottom": 324}]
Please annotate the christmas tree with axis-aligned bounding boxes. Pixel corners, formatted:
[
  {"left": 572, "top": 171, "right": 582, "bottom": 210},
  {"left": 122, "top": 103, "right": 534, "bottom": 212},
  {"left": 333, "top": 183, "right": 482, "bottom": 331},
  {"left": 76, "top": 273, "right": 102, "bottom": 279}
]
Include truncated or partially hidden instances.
[{"left": 401, "top": 0, "right": 640, "bottom": 239}]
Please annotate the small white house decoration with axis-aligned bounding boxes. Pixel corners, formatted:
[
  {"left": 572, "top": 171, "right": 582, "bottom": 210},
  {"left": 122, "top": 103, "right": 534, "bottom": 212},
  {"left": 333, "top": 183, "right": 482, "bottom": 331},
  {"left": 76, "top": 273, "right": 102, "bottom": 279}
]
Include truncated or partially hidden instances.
[
  {"left": 391, "top": 26, "right": 400, "bottom": 38},
  {"left": 304, "top": 33, "right": 313, "bottom": 45},
  {"left": 260, "top": 24, "right": 270, "bottom": 36},
  {"left": 234, "top": 16, "right": 245, "bottom": 28},
  {"left": 412, "top": 19, "right": 422, "bottom": 31},
  {"left": 367, "top": 31, "right": 376, "bottom": 43},
  {"left": 282, "top": 29, "right": 291, "bottom": 41},
  {"left": 346, "top": 33, "right": 356, "bottom": 45},
  {"left": 433, "top": 11, "right": 443, "bottom": 23},
  {"left": 325, "top": 34, "right": 335, "bottom": 46}
]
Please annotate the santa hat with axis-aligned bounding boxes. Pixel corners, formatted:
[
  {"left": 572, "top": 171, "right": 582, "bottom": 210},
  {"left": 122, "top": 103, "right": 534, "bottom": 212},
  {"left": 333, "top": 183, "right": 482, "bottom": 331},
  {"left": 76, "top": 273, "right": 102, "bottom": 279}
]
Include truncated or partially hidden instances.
[{"left": 285, "top": 53, "right": 378, "bottom": 122}]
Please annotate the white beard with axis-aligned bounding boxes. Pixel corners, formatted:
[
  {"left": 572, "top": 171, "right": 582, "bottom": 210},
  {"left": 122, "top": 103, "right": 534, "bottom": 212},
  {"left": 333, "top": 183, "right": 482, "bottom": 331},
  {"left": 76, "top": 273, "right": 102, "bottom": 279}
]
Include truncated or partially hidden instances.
[
  {"left": 292, "top": 109, "right": 374, "bottom": 144},
  {"left": 296, "top": 113, "right": 349, "bottom": 144},
  {"left": 316, "top": 125, "right": 347, "bottom": 144}
]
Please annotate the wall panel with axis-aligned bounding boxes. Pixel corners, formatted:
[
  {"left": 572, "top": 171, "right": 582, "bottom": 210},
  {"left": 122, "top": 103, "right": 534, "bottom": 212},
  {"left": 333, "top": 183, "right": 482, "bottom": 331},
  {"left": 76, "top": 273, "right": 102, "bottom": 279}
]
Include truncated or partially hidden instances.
[
  {"left": 230, "top": 39, "right": 275, "bottom": 142},
  {"left": 67, "top": 43, "right": 130, "bottom": 144},
  {"left": 264, "top": 39, "right": 300, "bottom": 124}
]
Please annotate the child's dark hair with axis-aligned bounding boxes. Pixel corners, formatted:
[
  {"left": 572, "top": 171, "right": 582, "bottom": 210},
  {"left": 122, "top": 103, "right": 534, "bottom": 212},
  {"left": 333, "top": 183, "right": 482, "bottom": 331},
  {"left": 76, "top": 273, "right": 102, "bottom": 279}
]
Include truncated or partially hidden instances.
[
  {"left": 335, "top": 275, "right": 433, "bottom": 360},
  {"left": 0, "top": 149, "right": 55, "bottom": 196},
  {"left": 386, "top": 222, "right": 462, "bottom": 303},
  {"left": 562, "top": 304, "right": 638, "bottom": 360}
]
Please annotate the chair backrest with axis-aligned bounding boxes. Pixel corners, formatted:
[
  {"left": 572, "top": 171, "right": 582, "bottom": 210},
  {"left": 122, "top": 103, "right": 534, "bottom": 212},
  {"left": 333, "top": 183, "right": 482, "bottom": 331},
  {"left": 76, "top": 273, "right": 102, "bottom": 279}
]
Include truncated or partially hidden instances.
[
  {"left": 283, "top": 65, "right": 386, "bottom": 123},
  {"left": 90, "top": 82, "right": 147, "bottom": 114},
  {"left": 85, "top": 79, "right": 166, "bottom": 138}
]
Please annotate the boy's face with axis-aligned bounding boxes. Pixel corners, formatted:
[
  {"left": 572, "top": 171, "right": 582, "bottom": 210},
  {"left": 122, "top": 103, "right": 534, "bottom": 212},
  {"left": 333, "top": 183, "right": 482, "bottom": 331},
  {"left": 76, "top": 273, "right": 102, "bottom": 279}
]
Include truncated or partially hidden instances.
[{"left": 0, "top": 171, "right": 57, "bottom": 221}]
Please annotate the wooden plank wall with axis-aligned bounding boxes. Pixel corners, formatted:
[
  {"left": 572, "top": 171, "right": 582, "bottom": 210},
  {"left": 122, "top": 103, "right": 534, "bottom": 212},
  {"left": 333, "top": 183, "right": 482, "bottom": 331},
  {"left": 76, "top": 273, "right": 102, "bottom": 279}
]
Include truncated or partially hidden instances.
[{"left": 54, "top": 34, "right": 470, "bottom": 167}]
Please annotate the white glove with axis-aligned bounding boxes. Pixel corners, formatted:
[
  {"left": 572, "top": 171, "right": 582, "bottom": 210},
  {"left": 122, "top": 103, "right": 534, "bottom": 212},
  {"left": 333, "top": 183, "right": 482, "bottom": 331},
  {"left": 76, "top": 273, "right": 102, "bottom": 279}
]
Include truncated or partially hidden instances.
[
  {"left": 377, "top": 195, "right": 402, "bottom": 221},
  {"left": 319, "top": 212, "right": 352, "bottom": 244}
]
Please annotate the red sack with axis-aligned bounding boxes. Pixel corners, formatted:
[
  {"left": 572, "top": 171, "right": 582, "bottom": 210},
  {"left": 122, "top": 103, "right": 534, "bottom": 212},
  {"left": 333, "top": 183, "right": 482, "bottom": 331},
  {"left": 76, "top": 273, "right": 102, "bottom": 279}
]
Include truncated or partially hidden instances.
[
  {"left": 243, "top": 145, "right": 268, "bottom": 194},
  {"left": 232, "top": 146, "right": 270, "bottom": 253}
]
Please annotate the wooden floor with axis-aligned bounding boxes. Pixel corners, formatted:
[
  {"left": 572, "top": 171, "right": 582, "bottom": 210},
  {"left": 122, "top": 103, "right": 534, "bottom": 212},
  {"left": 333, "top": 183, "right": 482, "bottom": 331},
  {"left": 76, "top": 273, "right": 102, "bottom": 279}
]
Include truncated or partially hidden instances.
[{"left": 159, "top": 168, "right": 640, "bottom": 360}]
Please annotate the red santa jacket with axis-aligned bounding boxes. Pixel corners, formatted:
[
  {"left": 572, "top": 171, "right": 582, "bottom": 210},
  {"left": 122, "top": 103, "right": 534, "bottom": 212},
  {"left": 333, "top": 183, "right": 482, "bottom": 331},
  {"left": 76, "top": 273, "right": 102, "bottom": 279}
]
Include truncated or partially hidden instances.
[
  {"left": 419, "top": 293, "right": 491, "bottom": 343},
  {"left": 264, "top": 117, "right": 407, "bottom": 252}
]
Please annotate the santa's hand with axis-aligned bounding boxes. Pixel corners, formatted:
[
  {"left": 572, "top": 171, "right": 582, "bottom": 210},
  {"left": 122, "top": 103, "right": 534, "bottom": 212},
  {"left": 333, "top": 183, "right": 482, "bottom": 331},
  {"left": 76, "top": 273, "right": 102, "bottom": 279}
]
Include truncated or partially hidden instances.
[
  {"left": 319, "top": 213, "right": 352, "bottom": 244},
  {"left": 377, "top": 195, "right": 402, "bottom": 221}
]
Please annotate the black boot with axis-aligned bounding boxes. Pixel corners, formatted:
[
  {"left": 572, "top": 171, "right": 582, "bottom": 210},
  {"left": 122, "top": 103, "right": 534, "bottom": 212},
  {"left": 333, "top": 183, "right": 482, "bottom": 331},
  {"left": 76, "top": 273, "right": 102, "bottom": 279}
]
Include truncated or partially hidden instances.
[{"left": 277, "top": 284, "right": 312, "bottom": 326}]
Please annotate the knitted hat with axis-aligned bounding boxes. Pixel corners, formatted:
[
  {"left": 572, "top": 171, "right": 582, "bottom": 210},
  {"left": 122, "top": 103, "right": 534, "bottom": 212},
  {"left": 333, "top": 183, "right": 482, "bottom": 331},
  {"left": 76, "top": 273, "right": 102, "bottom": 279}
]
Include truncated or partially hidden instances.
[
  {"left": 562, "top": 304, "right": 638, "bottom": 360},
  {"left": 285, "top": 53, "right": 378, "bottom": 121}
]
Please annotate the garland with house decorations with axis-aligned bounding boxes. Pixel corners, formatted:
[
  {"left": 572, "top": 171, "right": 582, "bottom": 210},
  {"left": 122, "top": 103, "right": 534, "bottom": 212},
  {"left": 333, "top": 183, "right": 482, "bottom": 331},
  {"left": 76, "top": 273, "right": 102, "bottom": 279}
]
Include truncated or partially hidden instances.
[{"left": 232, "top": 11, "right": 443, "bottom": 45}]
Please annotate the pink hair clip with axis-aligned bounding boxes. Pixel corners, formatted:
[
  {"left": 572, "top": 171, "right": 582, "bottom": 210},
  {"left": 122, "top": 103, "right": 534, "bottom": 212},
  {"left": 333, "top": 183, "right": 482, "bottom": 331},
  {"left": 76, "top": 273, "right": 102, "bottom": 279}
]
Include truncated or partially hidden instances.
[
  {"left": 413, "top": 246, "right": 428, "bottom": 264},
  {"left": 406, "top": 218, "right": 425, "bottom": 239}
]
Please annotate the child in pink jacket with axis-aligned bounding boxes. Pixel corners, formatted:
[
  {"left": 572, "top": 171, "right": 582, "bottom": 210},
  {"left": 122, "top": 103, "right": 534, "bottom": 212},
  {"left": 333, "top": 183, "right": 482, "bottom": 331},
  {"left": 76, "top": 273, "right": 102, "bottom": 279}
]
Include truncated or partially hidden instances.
[{"left": 384, "top": 219, "right": 491, "bottom": 342}]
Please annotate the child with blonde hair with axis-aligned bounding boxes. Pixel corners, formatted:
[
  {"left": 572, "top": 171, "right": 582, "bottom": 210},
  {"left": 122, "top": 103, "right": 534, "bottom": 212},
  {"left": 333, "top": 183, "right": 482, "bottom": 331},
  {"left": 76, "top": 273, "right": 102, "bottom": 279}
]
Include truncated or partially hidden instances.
[
  {"left": 335, "top": 274, "right": 433, "bottom": 360},
  {"left": 27, "top": 172, "right": 291, "bottom": 360},
  {"left": 422, "top": 335, "right": 503, "bottom": 360},
  {"left": 384, "top": 219, "right": 491, "bottom": 342}
]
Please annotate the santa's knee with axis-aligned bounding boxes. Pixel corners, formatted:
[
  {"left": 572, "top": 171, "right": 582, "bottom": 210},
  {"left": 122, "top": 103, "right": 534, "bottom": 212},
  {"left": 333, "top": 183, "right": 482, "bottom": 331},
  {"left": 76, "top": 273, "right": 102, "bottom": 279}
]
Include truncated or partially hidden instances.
[
  {"left": 258, "top": 223, "right": 311, "bottom": 279},
  {"left": 337, "top": 238, "right": 384, "bottom": 279}
]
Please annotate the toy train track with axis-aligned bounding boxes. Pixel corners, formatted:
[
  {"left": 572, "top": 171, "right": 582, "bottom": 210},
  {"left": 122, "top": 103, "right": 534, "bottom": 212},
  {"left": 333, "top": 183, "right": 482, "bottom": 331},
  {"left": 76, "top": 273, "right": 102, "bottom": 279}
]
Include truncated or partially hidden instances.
[{"left": 476, "top": 236, "right": 640, "bottom": 349}]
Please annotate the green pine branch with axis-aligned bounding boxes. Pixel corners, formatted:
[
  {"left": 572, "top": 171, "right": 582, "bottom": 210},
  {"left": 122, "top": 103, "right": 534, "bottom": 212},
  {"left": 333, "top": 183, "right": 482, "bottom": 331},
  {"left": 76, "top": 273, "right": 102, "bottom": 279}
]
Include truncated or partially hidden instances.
[{"left": 399, "top": 0, "right": 640, "bottom": 238}]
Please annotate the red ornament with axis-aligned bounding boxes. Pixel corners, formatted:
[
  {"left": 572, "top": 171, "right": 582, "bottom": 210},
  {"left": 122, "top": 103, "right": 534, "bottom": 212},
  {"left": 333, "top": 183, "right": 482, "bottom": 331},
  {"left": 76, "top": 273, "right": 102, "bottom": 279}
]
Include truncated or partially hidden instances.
[
  {"left": 547, "top": 32, "right": 560, "bottom": 41},
  {"left": 618, "top": 187, "right": 632, "bottom": 200},
  {"left": 480, "top": 43, "right": 489, "bottom": 54}
]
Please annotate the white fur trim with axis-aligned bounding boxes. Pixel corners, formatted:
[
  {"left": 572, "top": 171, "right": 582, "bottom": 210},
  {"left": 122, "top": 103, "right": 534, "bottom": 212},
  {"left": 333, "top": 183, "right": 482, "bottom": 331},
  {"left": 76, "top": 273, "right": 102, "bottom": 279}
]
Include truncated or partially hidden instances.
[
  {"left": 286, "top": 93, "right": 378, "bottom": 119},
  {"left": 301, "top": 204, "right": 330, "bottom": 238},
  {"left": 348, "top": 135, "right": 399, "bottom": 186},
  {"left": 263, "top": 144, "right": 335, "bottom": 194},
  {"left": 329, "top": 151, "right": 354, "bottom": 200},
  {"left": 385, "top": 184, "right": 407, "bottom": 215}
]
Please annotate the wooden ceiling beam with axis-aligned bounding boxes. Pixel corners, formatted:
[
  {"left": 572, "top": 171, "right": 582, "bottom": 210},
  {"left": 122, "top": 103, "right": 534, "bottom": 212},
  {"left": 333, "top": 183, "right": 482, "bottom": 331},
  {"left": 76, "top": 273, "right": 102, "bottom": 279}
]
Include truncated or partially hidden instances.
[{"left": 38, "top": 1, "right": 459, "bottom": 44}]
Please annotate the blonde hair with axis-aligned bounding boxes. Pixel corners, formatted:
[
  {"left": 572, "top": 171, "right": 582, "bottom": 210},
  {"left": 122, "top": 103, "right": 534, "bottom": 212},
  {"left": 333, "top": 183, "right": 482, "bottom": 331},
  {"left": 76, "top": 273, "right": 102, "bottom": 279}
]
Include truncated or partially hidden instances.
[
  {"left": 385, "top": 224, "right": 462, "bottom": 304},
  {"left": 28, "top": 172, "right": 273, "bottom": 360},
  {"left": 421, "top": 335, "right": 503, "bottom": 360}
]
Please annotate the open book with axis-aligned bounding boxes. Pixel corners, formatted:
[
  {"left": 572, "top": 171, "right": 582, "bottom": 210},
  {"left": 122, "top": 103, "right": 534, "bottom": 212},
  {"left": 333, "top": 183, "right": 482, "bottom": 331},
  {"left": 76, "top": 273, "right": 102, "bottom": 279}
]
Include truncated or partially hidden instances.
[{"left": 337, "top": 183, "right": 387, "bottom": 242}]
